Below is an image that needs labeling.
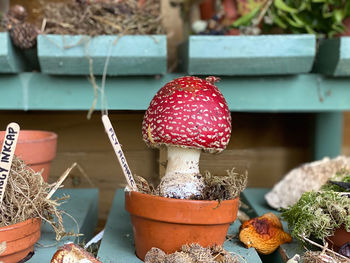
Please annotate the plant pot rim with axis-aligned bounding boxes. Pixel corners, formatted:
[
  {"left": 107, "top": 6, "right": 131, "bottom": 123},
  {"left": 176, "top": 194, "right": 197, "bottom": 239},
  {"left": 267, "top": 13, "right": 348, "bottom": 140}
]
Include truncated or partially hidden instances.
[
  {"left": 125, "top": 190, "right": 238, "bottom": 204},
  {"left": 125, "top": 190, "right": 239, "bottom": 225},
  {"left": 326, "top": 225, "right": 350, "bottom": 249},
  {"left": 0, "top": 130, "right": 57, "bottom": 143},
  {"left": 0, "top": 218, "right": 41, "bottom": 232}
]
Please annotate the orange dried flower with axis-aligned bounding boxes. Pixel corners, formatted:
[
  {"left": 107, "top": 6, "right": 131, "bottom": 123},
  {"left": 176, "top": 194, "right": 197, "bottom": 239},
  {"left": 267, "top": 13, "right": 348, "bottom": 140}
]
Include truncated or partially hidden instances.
[{"left": 239, "top": 212, "right": 292, "bottom": 255}]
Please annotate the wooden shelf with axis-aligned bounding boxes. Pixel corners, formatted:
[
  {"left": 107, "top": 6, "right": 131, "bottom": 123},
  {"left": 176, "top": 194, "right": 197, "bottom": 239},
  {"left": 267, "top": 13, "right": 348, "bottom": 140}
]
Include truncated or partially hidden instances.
[
  {"left": 1, "top": 73, "right": 350, "bottom": 111},
  {"left": 242, "top": 188, "right": 304, "bottom": 262},
  {"left": 28, "top": 188, "right": 99, "bottom": 262},
  {"left": 180, "top": 35, "right": 316, "bottom": 76},
  {"left": 313, "top": 37, "right": 350, "bottom": 76},
  {"left": 97, "top": 189, "right": 262, "bottom": 262},
  {"left": 0, "top": 32, "right": 27, "bottom": 73},
  {"left": 37, "top": 35, "right": 167, "bottom": 76}
]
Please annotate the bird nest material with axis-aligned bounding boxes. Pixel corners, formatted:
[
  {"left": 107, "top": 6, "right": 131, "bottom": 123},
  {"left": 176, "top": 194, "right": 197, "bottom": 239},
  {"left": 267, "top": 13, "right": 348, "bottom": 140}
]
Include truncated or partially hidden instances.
[
  {"left": 144, "top": 244, "right": 242, "bottom": 263},
  {"left": 0, "top": 155, "right": 71, "bottom": 240},
  {"left": 201, "top": 169, "right": 248, "bottom": 201},
  {"left": 41, "top": 0, "right": 165, "bottom": 36},
  {"left": 134, "top": 169, "right": 247, "bottom": 201},
  {"left": 303, "top": 250, "right": 350, "bottom": 263}
]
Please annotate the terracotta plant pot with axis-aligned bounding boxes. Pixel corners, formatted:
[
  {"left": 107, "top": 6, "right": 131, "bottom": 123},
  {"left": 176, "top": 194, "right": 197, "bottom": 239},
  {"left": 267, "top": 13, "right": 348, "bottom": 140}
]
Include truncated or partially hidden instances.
[
  {"left": 0, "top": 218, "right": 41, "bottom": 263},
  {"left": 200, "top": 0, "right": 215, "bottom": 20},
  {"left": 0, "top": 130, "right": 57, "bottom": 182},
  {"left": 327, "top": 226, "right": 350, "bottom": 251},
  {"left": 125, "top": 191, "right": 239, "bottom": 260}
]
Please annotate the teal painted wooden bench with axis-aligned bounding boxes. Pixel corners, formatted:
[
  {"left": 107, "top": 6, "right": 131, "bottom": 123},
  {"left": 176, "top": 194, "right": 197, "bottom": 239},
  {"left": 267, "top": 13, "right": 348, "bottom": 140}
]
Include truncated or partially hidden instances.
[
  {"left": 97, "top": 189, "right": 262, "bottom": 263},
  {"left": 0, "top": 32, "right": 26, "bottom": 73},
  {"left": 28, "top": 188, "right": 99, "bottom": 262},
  {"left": 313, "top": 37, "right": 350, "bottom": 76},
  {"left": 180, "top": 35, "right": 316, "bottom": 76},
  {"left": 37, "top": 35, "right": 167, "bottom": 76},
  {"left": 241, "top": 188, "right": 305, "bottom": 263},
  {"left": 0, "top": 72, "right": 343, "bottom": 160}
]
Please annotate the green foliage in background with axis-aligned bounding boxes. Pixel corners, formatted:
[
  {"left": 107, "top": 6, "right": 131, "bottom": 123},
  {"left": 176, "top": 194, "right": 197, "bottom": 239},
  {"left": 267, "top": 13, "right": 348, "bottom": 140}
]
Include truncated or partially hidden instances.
[
  {"left": 281, "top": 191, "right": 350, "bottom": 243},
  {"left": 271, "top": 0, "right": 350, "bottom": 37}
]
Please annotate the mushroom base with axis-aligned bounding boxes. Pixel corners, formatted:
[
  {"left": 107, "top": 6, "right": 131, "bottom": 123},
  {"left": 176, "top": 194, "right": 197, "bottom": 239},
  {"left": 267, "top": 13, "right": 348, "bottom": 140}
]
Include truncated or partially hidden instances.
[{"left": 159, "top": 173, "right": 205, "bottom": 199}]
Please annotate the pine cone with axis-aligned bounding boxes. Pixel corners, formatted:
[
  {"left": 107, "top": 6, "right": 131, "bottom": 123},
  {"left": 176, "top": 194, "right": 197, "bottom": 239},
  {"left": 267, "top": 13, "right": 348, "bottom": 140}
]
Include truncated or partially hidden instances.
[
  {"left": 10, "top": 22, "right": 39, "bottom": 49},
  {"left": 8, "top": 5, "right": 27, "bottom": 23},
  {"left": 1, "top": 5, "right": 27, "bottom": 29}
]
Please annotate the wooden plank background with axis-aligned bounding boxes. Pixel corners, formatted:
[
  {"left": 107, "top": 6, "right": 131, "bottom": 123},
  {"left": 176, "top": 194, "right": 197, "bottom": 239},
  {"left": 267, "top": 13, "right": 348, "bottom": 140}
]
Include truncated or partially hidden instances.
[{"left": 1, "top": 111, "right": 348, "bottom": 227}]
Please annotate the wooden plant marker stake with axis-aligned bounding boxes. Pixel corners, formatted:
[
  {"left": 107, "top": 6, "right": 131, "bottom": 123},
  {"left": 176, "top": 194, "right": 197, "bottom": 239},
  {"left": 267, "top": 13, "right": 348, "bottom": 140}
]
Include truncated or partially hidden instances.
[
  {"left": 102, "top": 115, "right": 138, "bottom": 191},
  {"left": 0, "top": 122, "right": 20, "bottom": 204}
]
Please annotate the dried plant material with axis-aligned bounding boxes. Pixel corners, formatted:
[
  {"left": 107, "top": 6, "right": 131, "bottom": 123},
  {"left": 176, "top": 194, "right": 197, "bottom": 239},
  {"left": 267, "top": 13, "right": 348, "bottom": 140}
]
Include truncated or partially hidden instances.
[
  {"left": 281, "top": 191, "right": 350, "bottom": 243},
  {"left": 144, "top": 248, "right": 167, "bottom": 263},
  {"left": 239, "top": 213, "right": 292, "bottom": 255},
  {"left": 1, "top": 5, "right": 39, "bottom": 49},
  {"left": 201, "top": 169, "right": 248, "bottom": 201},
  {"left": 303, "top": 250, "right": 350, "bottom": 263},
  {"left": 265, "top": 156, "right": 350, "bottom": 209},
  {"left": 144, "top": 244, "right": 241, "bottom": 263},
  {"left": 0, "top": 155, "right": 70, "bottom": 240},
  {"left": 134, "top": 168, "right": 246, "bottom": 201},
  {"left": 134, "top": 175, "right": 158, "bottom": 195},
  {"left": 41, "top": 0, "right": 165, "bottom": 36},
  {"left": 165, "top": 252, "right": 194, "bottom": 263}
]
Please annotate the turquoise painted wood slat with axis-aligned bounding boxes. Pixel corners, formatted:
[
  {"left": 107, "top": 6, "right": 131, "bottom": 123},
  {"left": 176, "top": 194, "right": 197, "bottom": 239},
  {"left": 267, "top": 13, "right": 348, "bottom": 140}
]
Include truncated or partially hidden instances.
[
  {"left": 1, "top": 73, "right": 350, "bottom": 111},
  {"left": 313, "top": 37, "right": 350, "bottom": 76},
  {"left": 97, "top": 189, "right": 262, "bottom": 263},
  {"left": 314, "top": 112, "right": 343, "bottom": 160},
  {"left": 28, "top": 188, "right": 99, "bottom": 262},
  {"left": 37, "top": 34, "right": 167, "bottom": 75},
  {"left": 242, "top": 188, "right": 305, "bottom": 262},
  {"left": 0, "top": 32, "right": 26, "bottom": 73},
  {"left": 181, "top": 35, "right": 316, "bottom": 75}
]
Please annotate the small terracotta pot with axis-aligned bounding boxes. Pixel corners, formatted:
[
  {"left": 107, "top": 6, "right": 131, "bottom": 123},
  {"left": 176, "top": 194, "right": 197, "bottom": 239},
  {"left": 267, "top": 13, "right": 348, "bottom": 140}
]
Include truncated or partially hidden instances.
[
  {"left": 0, "top": 218, "right": 41, "bottom": 263},
  {"left": 125, "top": 191, "right": 239, "bottom": 260},
  {"left": 0, "top": 130, "right": 57, "bottom": 182},
  {"left": 327, "top": 226, "right": 350, "bottom": 251},
  {"left": 200, "top": 0, "right": 216, "bottom": 20}
]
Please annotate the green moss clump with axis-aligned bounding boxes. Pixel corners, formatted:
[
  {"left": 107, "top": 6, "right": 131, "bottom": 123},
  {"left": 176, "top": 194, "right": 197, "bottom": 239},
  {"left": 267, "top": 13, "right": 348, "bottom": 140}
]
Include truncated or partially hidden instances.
[
  {"left": 281, "top": 191, "right": 350, "bottom": 243},
  {"left": 201, "top": 169, "right": 248, "bottom": 201},
  {"left": 321, "top": 169, "right": 350, "bottom": 192}
]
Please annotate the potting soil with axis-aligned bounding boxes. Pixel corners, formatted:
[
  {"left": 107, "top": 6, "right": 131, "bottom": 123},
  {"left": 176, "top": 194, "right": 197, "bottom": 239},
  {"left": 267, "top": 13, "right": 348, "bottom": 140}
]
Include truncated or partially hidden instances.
[{"left": 41, "top": 0, "right": 165, "bottom": 36}]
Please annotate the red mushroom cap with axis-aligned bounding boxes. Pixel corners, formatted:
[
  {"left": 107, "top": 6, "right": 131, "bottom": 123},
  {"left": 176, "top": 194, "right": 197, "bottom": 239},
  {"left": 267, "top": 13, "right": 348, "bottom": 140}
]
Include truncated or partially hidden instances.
[{"left": 142, "top": 76, "right": 231, "bottom": 153}]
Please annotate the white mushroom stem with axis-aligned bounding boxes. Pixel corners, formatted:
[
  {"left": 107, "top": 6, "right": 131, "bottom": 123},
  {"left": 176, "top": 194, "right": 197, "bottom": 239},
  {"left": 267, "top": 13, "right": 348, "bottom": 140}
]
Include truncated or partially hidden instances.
[
  {"left": 160, "top": 146, "right": 205, "bottom": 199},
  {"left": 165, "top": 146, "right": 200, "bottom": 177}
]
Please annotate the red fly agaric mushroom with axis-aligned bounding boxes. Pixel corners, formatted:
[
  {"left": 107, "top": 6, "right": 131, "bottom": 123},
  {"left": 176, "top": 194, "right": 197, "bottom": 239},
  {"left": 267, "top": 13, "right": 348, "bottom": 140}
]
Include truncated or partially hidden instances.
[{"left": 142, "top": 76, "right": 231, "bottom": 199}]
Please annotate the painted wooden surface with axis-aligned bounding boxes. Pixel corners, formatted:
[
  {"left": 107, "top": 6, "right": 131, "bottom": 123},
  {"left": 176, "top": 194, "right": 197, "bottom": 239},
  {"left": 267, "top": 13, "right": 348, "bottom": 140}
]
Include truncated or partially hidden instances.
[
  {"left": 242, "top": 188, "right": 305, "bottom": 262},
  {"left": 181, "top": 35, "right": 316, "bottom": 75},
  {"left": 98, "top": 189, "right": 262, "bottom": 263},
  {"left": 38, "top": 34, "right": 167, "bottom": 75},
  {"left": 314, "top": 112, "right": 343, "bottom": 160},
  {"left": 0, "top": 73, "right": 350, "bottom": 111},
  {"left": 313, "top": 37, "right": 350, "bottom": 76},
  {"left": 28, "top": 188, "right": 99, "bottom": 262},
  {"left": 0, "top": 32, "right": 26, "bottom": 73}
]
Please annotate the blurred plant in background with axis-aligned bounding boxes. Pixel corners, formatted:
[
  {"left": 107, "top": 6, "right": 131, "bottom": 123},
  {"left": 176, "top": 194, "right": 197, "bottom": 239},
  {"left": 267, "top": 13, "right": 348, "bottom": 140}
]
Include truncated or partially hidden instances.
[
  {"left": 269, "top": 0, "right": 350, "bottom": 37},
  {"left": 173, "top": 0, "right": 350, "bottom": 37}
]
